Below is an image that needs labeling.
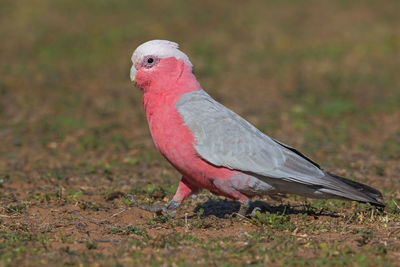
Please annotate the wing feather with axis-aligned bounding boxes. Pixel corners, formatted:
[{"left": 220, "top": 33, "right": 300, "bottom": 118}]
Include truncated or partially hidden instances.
[
  {"left": 176, "top": 90, "right": 325, "bottom": 181},
  {"left": 175, "top": 90, "right": 384, "bottom": 206}
]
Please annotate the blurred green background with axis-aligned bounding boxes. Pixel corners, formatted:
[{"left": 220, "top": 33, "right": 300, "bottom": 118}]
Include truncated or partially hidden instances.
[
  {"left": 0, "top": 0, "right": 399, "bottom": 265},
  {"left": 1, "top": 0, "right": 399, "bottom": 157}
]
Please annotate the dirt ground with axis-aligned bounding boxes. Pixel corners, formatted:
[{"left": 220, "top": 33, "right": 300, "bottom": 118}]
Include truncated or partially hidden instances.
[{"left": 1, "top": 0, "right": 400, "bottom": 266}]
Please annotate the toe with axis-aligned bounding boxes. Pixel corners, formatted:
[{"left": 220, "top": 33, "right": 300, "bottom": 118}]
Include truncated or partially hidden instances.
[{"left": 166, "top": 200, "right": 181, "bottom": 210}]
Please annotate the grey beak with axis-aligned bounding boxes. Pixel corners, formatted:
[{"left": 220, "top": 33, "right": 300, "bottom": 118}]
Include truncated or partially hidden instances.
[{"left": 130, "top": 65, "right": 137, "bottom": 82}]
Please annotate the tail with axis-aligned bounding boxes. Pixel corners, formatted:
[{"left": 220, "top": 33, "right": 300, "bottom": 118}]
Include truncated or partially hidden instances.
[{"left": 323, "top": 172, "right": 385, "bottom": 208}]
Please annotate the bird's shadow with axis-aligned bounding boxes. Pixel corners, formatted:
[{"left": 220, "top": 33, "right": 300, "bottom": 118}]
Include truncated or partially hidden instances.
[{"left": 192, "top": 198, "right": 339, "bottom": 219}]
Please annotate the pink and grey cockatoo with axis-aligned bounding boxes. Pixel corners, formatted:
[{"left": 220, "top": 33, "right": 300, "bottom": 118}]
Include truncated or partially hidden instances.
[{"left": 129, "top": 40, "right": 384, "bottom": 216}]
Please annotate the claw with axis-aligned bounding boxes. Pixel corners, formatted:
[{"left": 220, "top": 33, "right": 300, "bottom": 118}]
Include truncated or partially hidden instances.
[
  {"left": 163, "top": 208, "right": 177, "bottom": 217},
  {"left": 250, "top": 207, "right": 262, "bottom": 217}
]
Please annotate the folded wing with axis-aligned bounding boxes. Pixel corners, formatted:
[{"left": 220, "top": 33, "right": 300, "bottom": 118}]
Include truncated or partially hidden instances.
[{"left": 176, "top": 90, "right": 383, "bottom": 206}]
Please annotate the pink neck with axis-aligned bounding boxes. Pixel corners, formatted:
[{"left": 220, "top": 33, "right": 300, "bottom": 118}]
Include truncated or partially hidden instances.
[
  {"left": 171, "top": 64, "right": 202, "bottom": 95},
  {"left": 141, "top": 58, "right": 202, "bottom": 96}
]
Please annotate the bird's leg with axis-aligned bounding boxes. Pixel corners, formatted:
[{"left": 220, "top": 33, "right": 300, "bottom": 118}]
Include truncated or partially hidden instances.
[
  {"left": 212, "top": 179, "right": 252, "bottom": 217},
  {"left": 129, "top": 176, "right": 198, "bottom": 217},
  {"left": 238, "top": 199, "right": 251, "bottom": 216},
  {"left": 164, "top": 176, "right": 199, "bottom": 215}
]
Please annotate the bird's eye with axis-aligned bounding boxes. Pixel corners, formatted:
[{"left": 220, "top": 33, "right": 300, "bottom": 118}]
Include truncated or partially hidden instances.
[{"left": 143, "top": 56, "right": 158, "bottom": 68}]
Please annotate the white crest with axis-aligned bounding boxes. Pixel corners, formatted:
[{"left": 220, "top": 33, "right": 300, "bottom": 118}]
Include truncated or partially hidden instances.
[{"left": 131, "top": 40, "right": 193, "bottom": 68}]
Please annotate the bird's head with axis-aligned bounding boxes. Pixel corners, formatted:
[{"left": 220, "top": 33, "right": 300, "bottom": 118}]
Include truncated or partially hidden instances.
[{"left": 130, "top": 40, "right": 198, "bottom": 93}]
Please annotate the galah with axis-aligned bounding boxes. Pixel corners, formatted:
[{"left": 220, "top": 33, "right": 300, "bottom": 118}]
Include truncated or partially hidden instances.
[{"left": 129, "top": 40, "right": 384, "bottom": 215}]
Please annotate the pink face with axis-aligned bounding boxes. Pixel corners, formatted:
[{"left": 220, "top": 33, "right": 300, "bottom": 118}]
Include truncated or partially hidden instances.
[{"left": 132, "top": 56, "right": 185, "bottom": 93}]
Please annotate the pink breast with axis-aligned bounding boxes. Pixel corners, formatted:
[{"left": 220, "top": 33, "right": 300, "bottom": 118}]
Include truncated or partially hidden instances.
[{"left": 143, "top": 92, "right": 234, "bottom": 191}]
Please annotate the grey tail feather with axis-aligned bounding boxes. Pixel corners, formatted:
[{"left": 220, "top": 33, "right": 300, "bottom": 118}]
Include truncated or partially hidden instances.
[{"left": 327, "top": 172, "right": 385, "bottom": 208}]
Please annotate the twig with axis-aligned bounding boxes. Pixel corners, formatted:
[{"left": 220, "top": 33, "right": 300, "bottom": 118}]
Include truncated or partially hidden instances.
[
  {"left": 388, "top": 228, "right": 400, "bottom": 238},
  {"left": 110, "top": 208, "right": 128, "bottom": 218},
  {"left": 393, "top": 200, "right": 400, "bottom": 211},
  {"left": 185, "top": 213, "right": 189, "bottom": 232}
]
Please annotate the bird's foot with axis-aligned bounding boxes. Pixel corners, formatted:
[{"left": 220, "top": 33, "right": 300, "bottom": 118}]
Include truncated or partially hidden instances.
[
  {"left": 164, "top": 200, "right": 181, "bottom": 216},
  {"left": 249, "top": 207, "right": 262, "bottom": 217},
  {"left": 166, "top": 200, "right": 181, "bottom": 210},
  {"left": 237, "top": 200, "right": 273, "bottom": 218},
  {"left": 249, "top": 201, "right": 273, "bottom": 217},
  {"left": 125, "top": 194, "right": 179, "bottom": 217}
]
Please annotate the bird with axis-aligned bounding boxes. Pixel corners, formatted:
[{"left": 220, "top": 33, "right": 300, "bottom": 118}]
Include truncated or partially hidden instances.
[{"left": 129, "top": 39, "right": 384, "bottom": 216}]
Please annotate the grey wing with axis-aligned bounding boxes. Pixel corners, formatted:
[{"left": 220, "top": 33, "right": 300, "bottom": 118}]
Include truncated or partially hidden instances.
[
  {"left": 175, "top": 90, "right": 384, "bottom": 205},
  {"left": 176, "top": 90, "right": 325, "bottom": 182}
]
